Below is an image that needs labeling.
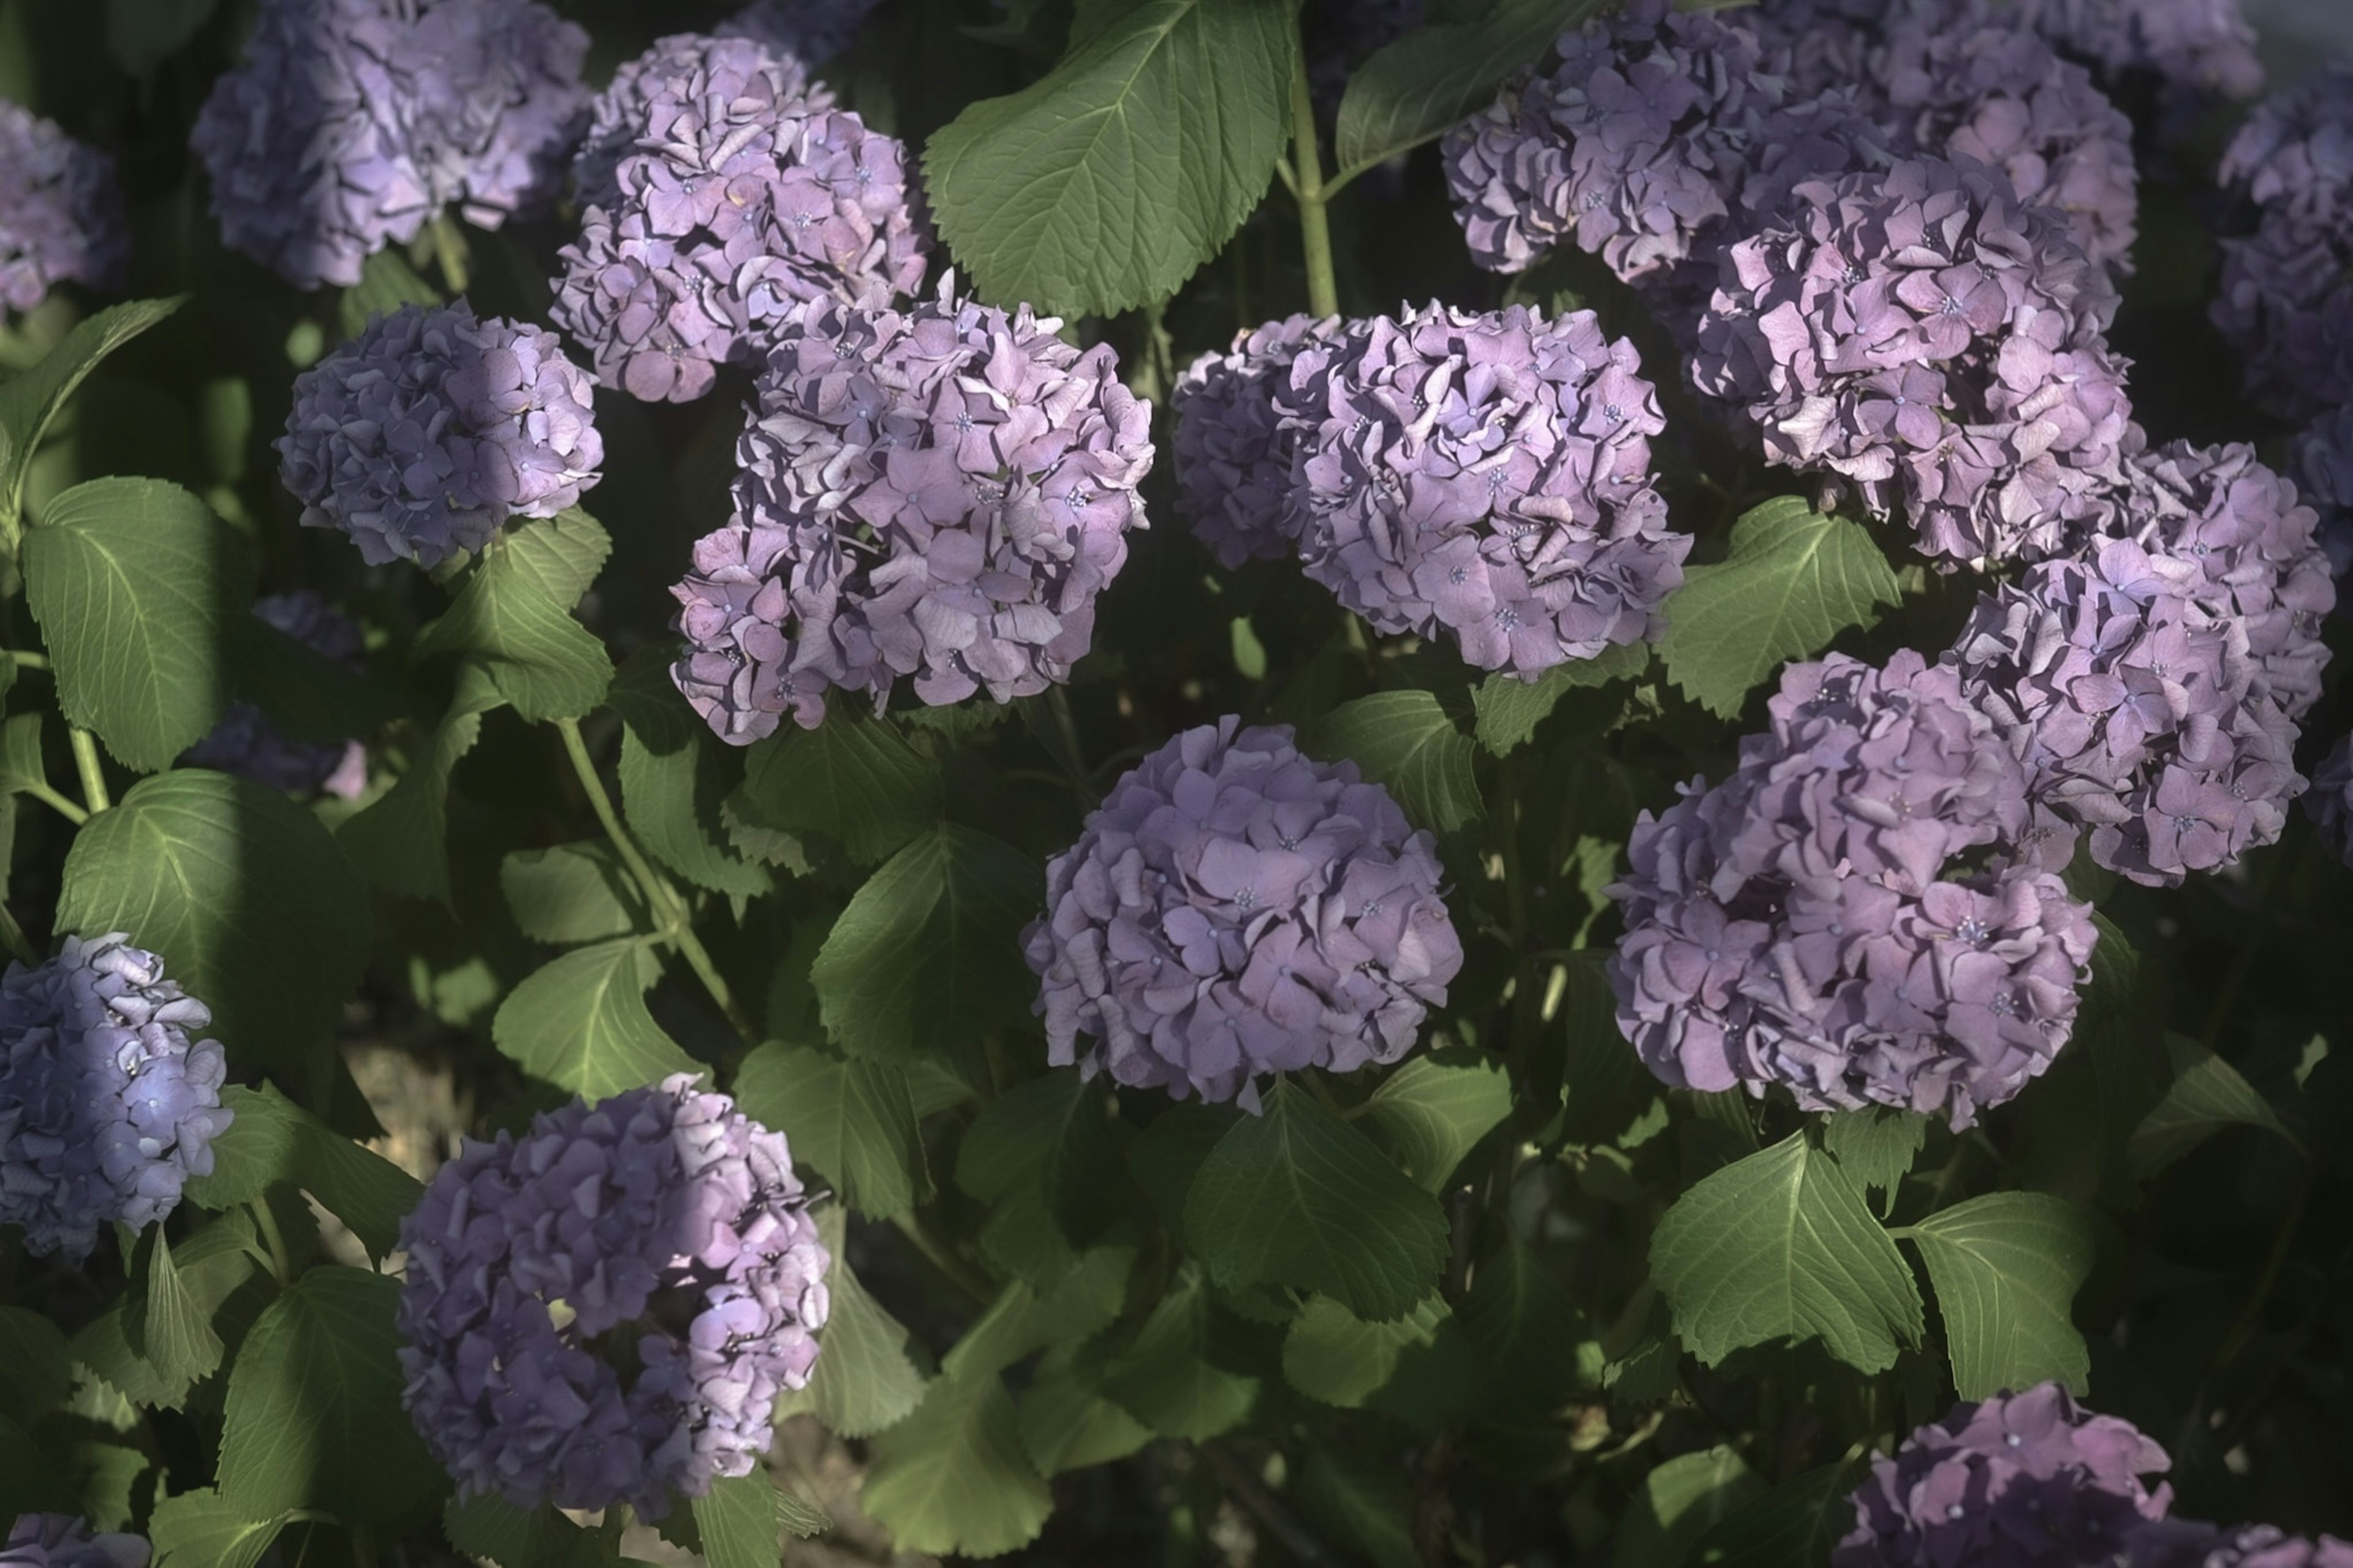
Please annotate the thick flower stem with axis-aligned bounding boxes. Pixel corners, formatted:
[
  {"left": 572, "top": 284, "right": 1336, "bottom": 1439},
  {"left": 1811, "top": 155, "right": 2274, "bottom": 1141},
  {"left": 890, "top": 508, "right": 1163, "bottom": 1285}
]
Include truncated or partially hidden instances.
[
  {"left": 553, "top": 717, "right": 758, "bottom": 1045},
  {"left": 1289, "top": 30, "right": 1340, "bottom": 320},
  {"left": 68, "top": 727, "right": 110, "bottom": 814},
  {"left": 251, "top": 1197, "right": 294, "bottom": 1286},
  {"left": 25, "top": 782, "right": 88, "bottom": 826}
]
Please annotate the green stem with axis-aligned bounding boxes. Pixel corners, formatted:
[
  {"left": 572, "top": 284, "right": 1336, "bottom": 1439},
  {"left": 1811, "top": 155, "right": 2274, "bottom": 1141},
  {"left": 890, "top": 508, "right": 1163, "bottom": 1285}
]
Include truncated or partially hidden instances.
[
  {"left": 0, "top": 901, "right": 37, "bottom": 966},
  {"left": 24, "top": 782, "right": 88, "bottom": 826},
  {"left": 2, "top": 651, "right": 48, "bottom": 670},
  {"left": 428, "top": 212, "right": 470, "bottom": 295},
  {"left": 553, "top": 717, "right": 758, "bottom": 1043},
  {"left": 67, "top": 728, "right": 109, "bottom": 814},
  {"left": 1287, "top": 29, "right": 1339, "bottom": 319},
  {"left": 251, "top": 1197, "right": 293, "bottom": 1286}
]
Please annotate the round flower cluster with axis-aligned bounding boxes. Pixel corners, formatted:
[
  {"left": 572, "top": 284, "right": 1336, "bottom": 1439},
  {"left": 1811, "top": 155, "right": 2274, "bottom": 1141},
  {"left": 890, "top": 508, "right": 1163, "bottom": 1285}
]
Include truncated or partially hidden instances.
[
  {"left": 1608, "top": 651, "right": 2096, "bottom": 1127},
  {"left": 1284, "top": 301, "right": 1690, "bottom": 678},
  {"left": 1023, "top": 718, "right": 1464, "bottom": 1108},
  {"left": 2290, "top": 406, "right": 2353, "bottom": 580},
  {"left": 1170, "top": 313, "right": 1342, "bottom": 569},
  {"left": 191, "top": 0, "right": 588, "bottom": 290},
  {"left": 1947, "top": 539, "right": 2300, "bottom": 886},
  {"left": 1834, "top": 1382, "right": 2174, "bottom": 1568},
  {"left": 183, "top": 593, "right": 372, "bottom": 798},
  {"left": 1694, "top": 154, "right": 2133, "bottom": 566},
  {"left": 0, "top": 102, "right": 126, "bottom": 324},
  {"left": 1998, "top": 0, "right": 2263, "bottom": 103},
  {"left": 0, "top": 1516, "right": 149, "bottom": 1568},
  {"left": 278, "top": 301, "right": 603, "bottom": 569},
  {"left": 2213, "top": 64, "right": 2353, "bottom": 420},
  {"left": 2304, "top": 734, "right": 2353, "bottom": 867},
  {"left": 672, "top": 281, "right": 1152, "bottom": 743},
  {"left": 722, "top": 0, "right": 887, "bottom": 64},
  {"left": 0, "top": 934, "right": 232, "bottom": 1263},
  {"left": 396, "top": 1075, "right": 828, "bottom": 1518},
  {"left": 550, "top": 33, "right": 928, "bottom": 404},
  {"left": 2124, "top": 1523, "right": 2353, "bottom": 1568}
]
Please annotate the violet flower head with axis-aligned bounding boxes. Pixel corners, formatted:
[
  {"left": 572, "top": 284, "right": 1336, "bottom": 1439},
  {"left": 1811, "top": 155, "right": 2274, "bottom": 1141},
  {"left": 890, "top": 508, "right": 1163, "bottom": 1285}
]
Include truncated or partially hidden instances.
[
  {"left": 1023, "top": 718, "right": 1465, "bottom": 1108},
  {"left": 0, "top": 934, "right": 232, "bottom": 1263},
  {"left": 278, "top": 300, "right": 603, "bottom": 569},
  {"left": 0, "top": 102, "right": 127, "bottom": 325},
  {"left": 2219, "top": 61, "right": 2353, "bottom": 227},
  {"left": 672, "top": 281, "right": 1152, "bottom": 743},
  {"left": 550, "top": 34, "right": 926, "bottom": 404},
  {"left": 1171, "top": 313, "right": 1343, "bottom": 568},
  {"left": 1834, "top": 1383, "right": 2173, "bottom": 1568},
  {"left": 1946, "top": 539, "right": 2302, "bottom": 887},
  {"left": 1694, "top": 154, "right": 2132, "bottom": 566},
  {"left": 1287, "top": 301, "right": 1690, "bottom": 679},
  {"left": 2124, "top": 1523, "right": 2353, "bottom": 1568},
  {"left": 2213, "top": 66, "right": 2353, "bottom": 419},
  {"left": 1608, "top": 651, "right": 2096, "bottom": 1127},
  {"left": 722, "top": 0, "right": 886, "bottom": 64},
  {"left": 1999, "top": 0, "right": 2262, "bottom": 103},
  {"left": 396, "top": 0, "right": 591, "bottom": 229},
  {"left": 396, "top": 1074, "right": 828, "bottom": 1518},
  {"left": 0, "top": 1517, "right": 150, "bottom": 1568},
  {"left": 2304, "top": 733, "right": 2353, "bottom": 867},
  {"left": 183, "top": 592, "right": 371, "bottom": 799}
]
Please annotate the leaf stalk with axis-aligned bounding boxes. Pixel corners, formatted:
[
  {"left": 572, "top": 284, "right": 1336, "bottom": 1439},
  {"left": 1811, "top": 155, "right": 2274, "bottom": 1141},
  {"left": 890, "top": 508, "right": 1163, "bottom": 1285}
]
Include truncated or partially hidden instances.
[{"left": 68, "top": 727, "right": 109, "bottom": 814}]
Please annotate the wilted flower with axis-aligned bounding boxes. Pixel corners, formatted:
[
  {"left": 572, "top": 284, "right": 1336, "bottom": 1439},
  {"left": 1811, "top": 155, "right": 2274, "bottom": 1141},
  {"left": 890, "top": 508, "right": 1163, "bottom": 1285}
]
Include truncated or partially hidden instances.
[
  {"left": 1834, "top": 1382, "right": 2174, "bottom": 1568},
  {"left": 0, "top": 935, "right": 232, "bottom": 1263},
  {"left": 1286, "top": 301, "right": 1689, "bottom": 678},
  {"left": 2124, "top": 1523, "right": 2353, "bottom": 1568},
  {"left": 722, "top": 0, "right": 885, "bottom": 64},
  {"left": 183, "top": 593, "right": 371, "bottom": 798},
  {"left": 672, "top": 281, "right": 1151, "bottom": 742},
  {"left": 1608, "top": 651, "right": 2095, "bottom": 1127},
  {"left": 1694, "top": 154, "right": 2132, "bottom": 566},
  {"left": 2213, "top": 66, "right": 2353, "bottom": 420},
  {"left": 1947, "top": 539, "right": 2302, "bottom": 885},
  {"left": 550, "top": 33, "right": 926, "bottom": 403},
  {"left": 0, "top": 102, "right": 127, "bottom": 324},
  {"left": 1024, "top": 718, "right": 1464, "bottom": 1108},
  {"left": 1170, "top": 313, "right": 1344, "bottom": 568},
  {"left": 192, "top": 0, "right": 587, "bottom": 290},
  {"left": 278, "top": 300, "right": 602, "bottom": 568},
  {"left": 0, "top": 1516, "right": 150, "bottom": 1568},
  {"left": 396, "top": 1075, "right": 828, "bottom": 1518},
  {"left": 2305, "top": 733, "right": 2353, "bottom": 866}
]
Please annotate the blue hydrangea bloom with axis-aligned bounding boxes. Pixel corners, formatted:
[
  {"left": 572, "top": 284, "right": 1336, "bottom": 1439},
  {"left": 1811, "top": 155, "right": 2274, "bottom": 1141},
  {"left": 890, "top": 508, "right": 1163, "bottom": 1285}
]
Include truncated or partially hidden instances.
[
  {"left": 0, "top": 101, "right": 127, "bottom": 325},
  {"left": 0, "top": 1516, "right": 149, "bottom": 1568}
]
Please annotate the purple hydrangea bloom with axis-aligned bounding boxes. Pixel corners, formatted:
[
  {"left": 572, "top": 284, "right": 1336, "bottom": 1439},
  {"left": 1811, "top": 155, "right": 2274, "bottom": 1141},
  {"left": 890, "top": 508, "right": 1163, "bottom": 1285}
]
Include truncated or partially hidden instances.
[
  {"left": 1834, "top": 1383, "right": 2173, "bottom": 1568},
  {"left": 2290, "top": 406, "right": 2353, "bottom": 581},
  {"left": 1946, "top": 539, "right": 2303, "bottom": 885},
  {"left": 550, "top": 36, "right": 927, "bottom": 404},
  {"left": 396, "top": 1074, "right": 828, "bottom": 1518},
  {"left": 278, "top": 300, "right": 603, "bottom": 568},
  {"left": 1284, "top": 301, "right": 1691, "bottom": 678},
  {"left": 2219, "top": 61, "right": 2353, "bottom": 226},
  {"left": 191, "top": 0, "right": 588, "bottom": 290},
  {"left": 569, "top": 33, "right": 834, "bottom": 224},
  {"left": 2304, "top": 733, "right": 2353, "bottom": 866},
  {"left": 0, "top": 102, "right": 127, "bottom": 324},
  {"left": 1170, "top": 314, "right": 1343, "bottom": 569},
  {"left": 0, "top": 1517, "right": 149, "bottom": 1568},
  {"left": 0, "top": 935, "right": 232, "bottom": 1263},
  {"left": 722, "top": 0, "right": 886, "bottom": 64},
  {"left": 2124, "top": 1524, "right": 2353, "bottom": 1568},
  {"left": 1694, "top": 154, "right": 2132, "bottom": 566},
  {"left": 1023, "top": 718, "right": 1464, "bottom": 1108},
  {"left": 2213, "top": 66, "right": 2353, "bottom": 420},
  {"left": 672, "top": 282, "right": 1152, "bottom": 742},
  {"left": 1608, "top": 651, "right": 2096, "bottom": 1126},
  {"left": 1999, "top": 0, "right": 2262, "bottom": 102},
  {"left": 183, "top": 593, "right": 371, "bottom": 798}
]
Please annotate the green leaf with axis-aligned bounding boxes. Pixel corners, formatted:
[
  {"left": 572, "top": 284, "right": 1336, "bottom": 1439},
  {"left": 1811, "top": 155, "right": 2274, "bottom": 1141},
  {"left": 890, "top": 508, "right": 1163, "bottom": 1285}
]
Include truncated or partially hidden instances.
[
  {"left": 1333, "top": 0, "right": 1601, "bottom": 181},
  {"left": 184, "top": 1084, "right": 423, "bottom": 1263},
  {"left": 23, "top": 477, "right": 239, "bottom": 770},
  {"left": 1364, "top": 1050, "right": 1514, "bottom": 1191},
  {"left": 733, "top": 1040, "right": 925, "bottom": 1216},
  {"left": 416, "top": 550, "right": 612, "bottom": 721},
  {"left": 1184, "top": 1077, "right": 1449, "bottom": 1322},
  {"left": 1016, "top": 1354, "right": 1153, "bottom": 1477},
  {"left": 1822, "top": 1108, "right": 1928, "bottom": 1208},
  {"left": 499, "top": 507, "right": 611, "bottom": 610},
  {"left": 59, "top": 771, "right": 372, "bottom": 1081},
  {"left": 216, "top": 1267, "right": 444, "bottom": 1525},
  {"left": 501, "top": 839, "right": 650, "bottom": 947},
  {"left": 230, "top": 609, "right": 393, "bottom": 746},
  {"left": 72, "top": 1212, "right": 260, "bottom": 1409},
  {"left": 944, "top": 1246, "right": 1134, "bottom": 1383},
  {"left": 1471, "top": 641, "right": 1648, "bottom": 756},
  {"left": 693, "top": 1472, "right": 827, "bottom": 1566},
  {"left": 1282, "top": 1293, "right": 1447, "bottom": 1408},
  {"left": 442, "top": 1494, "right": 623, "bottom": 1568},
  {"left": 776, "top": 1207, "right": 926, "bottom": 1438},
  {"left": 1100, "top": 1265, "right": 1260, "bottom": 1440},
  {"left": 336, "top": 248, "right": 440, "bottom": 342},
  {"left": 337, "top": 665, "right": 500, "bottom": 902},
  {"left": 1320, "top": 690, "right": 1483, "bottom": 833},
  {"left": 0, "top": 296, "right": 184, "bottom": 531},
  {"left": 1296, "top": 1452, "right": 1421, "bottom": 1568},
  {"left": 0, "top": 1414, "right": 54, "bottom": 1518},
  {"left": 1691, "top": 1457, "right": 1870, "bottom": 1568},
  {"left": 1657, "top": 498, "right": 1901, "bottom": 719},
  {"left": 2129, "top": 1032, "right": 2300, "bottom": 1178},
  {"left": 957, "top": 1070, "right": 1131, "bottom": 1240},
  {"left": 0, "top": 1306, "right": 74, "bottom": 1423},
  {"left": 737, "top": 709, "right": 942, "bottom": 866},
  {"left": 1904, "top": 1192, "right": 2094, "bottom": 1399},
  {"left": 125, "top": 1227, "right": 225, "bottom": 1393},
  {"left": 617, "top": 713, "right": 771, "bottom": 898},
  {"left": 1650, "top": 1133, "right": 1923, "bottom": 1374},
  {"left": 1557, "top": 952, "right": 1660, "bottom": 1145},
  {"left": 0, "top": 711, "right": 45, "bottom": 794},
  {"left": 1437, "top": 1235, "right": 1591, "bottom": 1420},
  {"left": 148, "top": 1488, "right": 290, "bottom": 1568},
  {"left": 493, "top": 939, "right": 697, "bottom": 1100},
  {"left": 107, "top": 0, "right": 222, "bottom": 75},
  {"left": 923, "top": 0, "right": 1295, "bottom": 317},
  {"left": 811, "top": 825, "right": 1042, "bottom": 1060},
  {"left": 860, "top": 1372, "right": 1053, "bottom": 1559},
  {"left": 1618, "top": 1449, "right": 1767, "bottom": 1568},
  {"left": 2012, "top": 913, "right": 2171, "bottom": 1206}
]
